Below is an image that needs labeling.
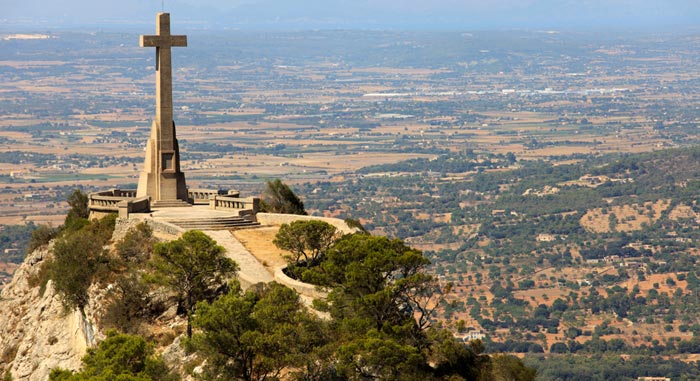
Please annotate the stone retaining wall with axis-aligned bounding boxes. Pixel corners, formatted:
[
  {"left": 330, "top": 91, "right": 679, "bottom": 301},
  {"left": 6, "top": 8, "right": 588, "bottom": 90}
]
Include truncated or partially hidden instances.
[
  {"left": 114, "top": 216, "right": 185, "bottom": 242},
  {"left": 256, "top": 213, "right": 358, "bottom": 234},
  {"left": 272, "top": 266, "right": 327, "bottom": 299}
]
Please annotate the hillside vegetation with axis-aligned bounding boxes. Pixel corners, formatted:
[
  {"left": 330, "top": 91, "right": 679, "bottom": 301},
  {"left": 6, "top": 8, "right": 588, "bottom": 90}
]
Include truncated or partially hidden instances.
[
  {"left": 1, "top": 190, "right": 535, "bottom": 381},
  {"left": 303, "top": 145, "right": 700, "bottom": 380}
]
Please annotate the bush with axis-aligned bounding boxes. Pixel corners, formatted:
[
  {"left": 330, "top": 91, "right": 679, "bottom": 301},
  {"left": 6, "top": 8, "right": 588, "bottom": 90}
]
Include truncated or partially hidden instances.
[
  {"left": 104, "top": 224, "right": 159, "bottom": 333},
  {"left": 344, "top": 218, "right": 368, "bottom": 233},
  {"left": 27, "top": 260, "right": 51, "bottom": 296},
  {"left": 63, "top": 189, "right": 89, "bottom": 230},
  {"left": 102, "top": 272, "right": 158, "bottom": 334},
  {"left": 49, "top": 330, "right": 178, "bottom": 380},
  {"left": 115, "top": 223, "right": 155, "bottom": 264},
  {"left": 260, "top": 179, "right": 306, "bottom": 215},
  {"left": 550, "top": 342, "right": 568, "bottom": 353},
  {"left": 49, "top": 233, "right": 105, "bottom": 310},
  {"left": 26, "top": 224, "right": 59, "bottom": 254},
  {"left": 48, "top": 215, "right": 116, "bottom": 311}
]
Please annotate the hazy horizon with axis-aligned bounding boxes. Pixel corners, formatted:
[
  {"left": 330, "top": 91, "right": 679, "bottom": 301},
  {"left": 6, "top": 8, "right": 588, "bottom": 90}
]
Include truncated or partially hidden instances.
[{"left": 2, "top": 0, "right": 700, "bottom": 31}]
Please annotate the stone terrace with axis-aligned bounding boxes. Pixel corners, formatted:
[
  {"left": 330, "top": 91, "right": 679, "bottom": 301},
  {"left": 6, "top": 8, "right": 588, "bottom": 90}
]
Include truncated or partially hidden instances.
[{"left": 148, "top": 205, "right": 260, "bottom": 230}]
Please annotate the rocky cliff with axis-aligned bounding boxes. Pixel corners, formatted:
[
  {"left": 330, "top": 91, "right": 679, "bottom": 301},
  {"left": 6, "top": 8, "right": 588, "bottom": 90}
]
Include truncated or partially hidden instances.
[
  {"left": 0, "top": 244, "right": 95, "bottom": 380},
  {"left": 0, "top": 219, "right": 197, "bottom": 381}
]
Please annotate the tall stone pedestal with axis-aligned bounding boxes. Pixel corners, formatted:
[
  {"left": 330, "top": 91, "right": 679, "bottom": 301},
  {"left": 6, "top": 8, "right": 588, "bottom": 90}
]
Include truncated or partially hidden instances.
[
  {"left": 135, "top": 13, "right": 190, "bottom": 207},
  {"left": 136, "top": 120, "right": 189, "bottom": 206}
]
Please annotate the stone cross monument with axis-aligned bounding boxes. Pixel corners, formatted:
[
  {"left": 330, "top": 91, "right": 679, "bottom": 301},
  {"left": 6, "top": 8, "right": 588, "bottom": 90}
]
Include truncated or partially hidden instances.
[{"left": 136, "top": 13, "right": 190, "bottom": 207}]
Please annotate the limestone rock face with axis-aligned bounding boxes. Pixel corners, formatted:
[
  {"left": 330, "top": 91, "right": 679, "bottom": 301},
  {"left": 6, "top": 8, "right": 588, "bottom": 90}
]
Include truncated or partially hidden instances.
[
  {"left": 0, "top": 246, "right": 92, "bottom": 381},
  {"left": 0, "top": 223, "right": 189, "bottom": 381}
]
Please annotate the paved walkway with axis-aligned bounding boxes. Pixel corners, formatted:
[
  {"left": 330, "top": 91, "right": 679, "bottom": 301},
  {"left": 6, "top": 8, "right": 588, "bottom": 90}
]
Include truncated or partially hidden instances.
[{"left": 203, "top": 230, "right": 274, "bottom": 287}]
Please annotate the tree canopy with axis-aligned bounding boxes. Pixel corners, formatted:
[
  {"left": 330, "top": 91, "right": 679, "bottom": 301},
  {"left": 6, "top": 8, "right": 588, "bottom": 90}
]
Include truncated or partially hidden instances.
[
  {"left": 46, "top": 220, "right": 535, "bottom": 381},
  {"left": 48, "top": 331, "right": 178, "bottom": 381},
  {"left": 150, "top": 230, "right": 237, "bottom": 337},
  {"left": 260, "top": 179, "right": 307, "bottom": 215},
  {"left": 64, "top": 188, "right": 90, "bottom": 231},
  {"left": 49, "top": 214, "right": 116, "bottom": 311},
  {"left": 273, "top": 219, "right": 339, "bottom": 268},
  {"left": 191, "top": 281, "right": 326, "bottom": 381}
]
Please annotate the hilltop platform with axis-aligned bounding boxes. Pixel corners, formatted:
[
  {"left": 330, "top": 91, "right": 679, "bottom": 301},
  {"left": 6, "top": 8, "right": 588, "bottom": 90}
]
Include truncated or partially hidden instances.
[
  {"left": 114, "top": 210, "right": 359, "bottom": 305},
  {"left": 88, "top": 188, "right": 260, "bottom": 223},
  {"left": 146, "top": 205, "right": 260, "bottom": 230}
]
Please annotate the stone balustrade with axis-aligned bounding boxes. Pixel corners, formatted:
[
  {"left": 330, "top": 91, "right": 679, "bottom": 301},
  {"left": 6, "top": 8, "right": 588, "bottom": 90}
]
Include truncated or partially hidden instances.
[
  {"left": 188, "top": 188, "right": 240, "bottom": 204},
  {"left": 88, "top": 189, "right": 149, "bottom": 217},
  {"left": 188, "top": 188, "right": 227, "bottom": 205},
  {"left": 117, "top": 196, "right": 150, "bottom": 218},
  {"left": 89, "top": 188, "right": 138, "bottom": 210},
  {"left": 113, "top": 189, "right": 137, "bottom": 198},
  {"left": 210, "top": 195, "right": 260, "bottom": 215},
  {"left": 89, "top": 197, "right": 122, "bottom": 210}
]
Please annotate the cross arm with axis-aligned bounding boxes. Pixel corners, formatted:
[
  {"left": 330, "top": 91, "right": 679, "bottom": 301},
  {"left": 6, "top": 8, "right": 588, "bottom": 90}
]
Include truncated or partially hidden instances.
[{"left": 140, "top": 35, "right": 188, "bottom": 48}]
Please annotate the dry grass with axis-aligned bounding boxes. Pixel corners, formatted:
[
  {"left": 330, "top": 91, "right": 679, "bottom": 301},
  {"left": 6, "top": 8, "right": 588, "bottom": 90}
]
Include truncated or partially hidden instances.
[
  {"left": 512, "top": 287, "right": 571, "bottom": 306},
  {"left": 581, "top": 200, "right": 670, "bottom": 233},
  {"left": 668, "top": 203, "right": 700, "bottom": 221},
  {"left": 232, "top": 227, "right": 288, "bottom": 269}
]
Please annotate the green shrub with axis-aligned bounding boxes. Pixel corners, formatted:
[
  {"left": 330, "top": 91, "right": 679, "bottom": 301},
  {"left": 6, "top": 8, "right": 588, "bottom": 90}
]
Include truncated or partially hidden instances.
[
  {"left": 26, "top": 224, "right": 59, "bottom": 254},
  {"left": 101, "top": 272, "right": 156, "bottom": 334},
  {"left": 115, "top": 223, "right": 155, "bottom": 264},
  {"left": 48, "top": 215, "right": 116, "bottom": 311},
  {"left": 49, "top": 330, "right": 178, "bottom": 381},
  {"left": 63, "top": 189, "right": 89, "bottom": 231},
  {"left": 27, "top": 260, "right": 51, "bottom": 296},
  {"left": 259, "top": 179, "right": 306, "bottom": 215}
]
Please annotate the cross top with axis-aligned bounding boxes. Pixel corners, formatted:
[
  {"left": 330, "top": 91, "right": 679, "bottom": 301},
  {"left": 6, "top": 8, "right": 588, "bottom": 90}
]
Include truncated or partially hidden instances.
[{"left": 140, "top": 13, "right": 187, "bottom": 51}]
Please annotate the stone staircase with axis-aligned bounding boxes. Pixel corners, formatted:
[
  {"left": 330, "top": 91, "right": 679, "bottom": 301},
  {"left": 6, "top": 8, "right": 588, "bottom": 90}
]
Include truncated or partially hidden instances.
[
  {"left": 164, "top": 215, "right": 260, "bottom": 231},
  {"left": 151, "top": 199, "right": 193, "bottom": 208}
]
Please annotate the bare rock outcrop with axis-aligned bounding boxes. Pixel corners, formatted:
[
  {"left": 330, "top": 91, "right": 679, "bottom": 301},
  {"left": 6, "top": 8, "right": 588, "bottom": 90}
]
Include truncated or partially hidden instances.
[
  {"left": 0, "top": 216, "right": 280, "bottom": 380},
  {"left": 0, "top": 246, "right": 93, "bottom": 381}
]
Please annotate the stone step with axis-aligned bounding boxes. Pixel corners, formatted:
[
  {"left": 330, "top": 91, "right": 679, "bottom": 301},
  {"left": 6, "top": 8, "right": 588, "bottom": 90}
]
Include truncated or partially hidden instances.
[
  {"left": 173, "top": 217, "right": 248, "bottom": 224},
  {"left": 165, "top": 216, "right": 260, "bottom": 231},
  {"left": 152, "top": 200, "right": 192, "bottom": 208},
  {"left": 169, "top": 222, "right": 261, "bottom": 231},
  {"left": 171, "top": 220, "right": 251, "bottom": 226},
  {"left": 172, "top": 222, "right": 257, "bottom": 228}
]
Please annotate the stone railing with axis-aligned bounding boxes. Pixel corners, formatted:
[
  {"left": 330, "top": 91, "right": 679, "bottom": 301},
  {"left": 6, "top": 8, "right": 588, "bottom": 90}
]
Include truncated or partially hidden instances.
[
  {"left": 210, "top": 195, "right": 259, "bottom": 215},
  {"left": 112, "top": 189, "right": 137, "bottom": 198},
  {"left": 89, "top": 189, "right": 149, "bottom": 218},
  {"left": 89, "top": 196, "right": 123, "bottom": 211},
  {"left": 89, "top": 189, "right": 136, "bottom": 212},
  {"left": 88, "top": 189, "right": 129, "bottom": 212},
  {"left": 188, "top": 189, "right": 240, "bottom": 204},
  {"left": 117, "top": 196, "right": 150, "bottom": 218},
  {"left": 188, "top": 188, "right": 225, "bottom": 205}
]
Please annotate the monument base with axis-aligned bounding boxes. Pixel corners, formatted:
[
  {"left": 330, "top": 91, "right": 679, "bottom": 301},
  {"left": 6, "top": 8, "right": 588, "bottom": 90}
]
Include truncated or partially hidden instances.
[
  {"left": 136, "top": 118, "right": 190, "bottom": 206},
  {"left": 137, "top": 170, "right": 190, "bottom": 206}
]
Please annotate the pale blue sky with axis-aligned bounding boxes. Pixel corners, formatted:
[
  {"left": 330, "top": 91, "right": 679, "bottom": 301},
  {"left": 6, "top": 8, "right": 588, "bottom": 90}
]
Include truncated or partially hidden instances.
[{"left": 1, "top": 0, "right": 699, "bottom": 29}]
